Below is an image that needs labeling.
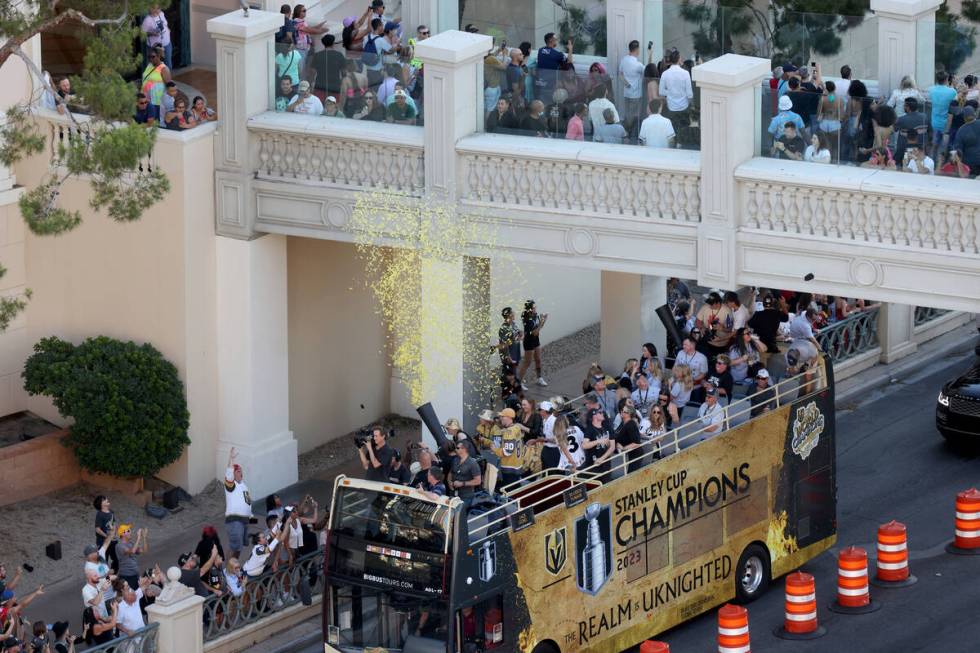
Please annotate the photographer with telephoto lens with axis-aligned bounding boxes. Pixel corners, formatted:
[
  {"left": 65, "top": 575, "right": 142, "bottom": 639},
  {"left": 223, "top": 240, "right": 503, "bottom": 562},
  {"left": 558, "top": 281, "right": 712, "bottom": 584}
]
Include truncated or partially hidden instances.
[{"left": 357, "top": 425, "right": 393, "bottom": 482}]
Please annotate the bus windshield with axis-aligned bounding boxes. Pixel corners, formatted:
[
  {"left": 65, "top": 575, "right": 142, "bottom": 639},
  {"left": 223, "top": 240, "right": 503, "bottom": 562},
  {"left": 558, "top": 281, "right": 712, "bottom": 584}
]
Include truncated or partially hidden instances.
[
  {"left": 326, "top": 584, "right": 448, "bottom": 652},
  {"left": 331, "top": 486, "right": 452, "bottom": 554}
]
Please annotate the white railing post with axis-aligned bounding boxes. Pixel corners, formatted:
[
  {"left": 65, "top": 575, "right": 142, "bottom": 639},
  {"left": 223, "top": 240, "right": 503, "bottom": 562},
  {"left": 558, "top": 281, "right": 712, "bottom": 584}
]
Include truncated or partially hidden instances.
[
  {"left": 145, "top": 572, "right": 205, "bottom": 653},
  {"left": 871, "top": 0, "right": 943, "bottom": 97},
  {"left": 207, "top": 9, "right": 282, "bottom": 239},
  {"left": 415, "top": 29, "right": 491, "bottom": 200},
  {"left": 877, "top": 303, "right": 917, "bottom": 364},
  {"left": 692, "top": 54, "right": 770, "bottom": 290}
]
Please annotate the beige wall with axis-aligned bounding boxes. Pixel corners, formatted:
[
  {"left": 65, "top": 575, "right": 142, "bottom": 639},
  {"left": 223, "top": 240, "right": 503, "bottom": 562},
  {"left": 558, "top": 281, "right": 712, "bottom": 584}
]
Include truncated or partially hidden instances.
[
  {"left": 287, "top": 237, "right": 390, "bottom": 453},
  {"left": 13, "top": 120, "right": 219, "bottom": 493}
]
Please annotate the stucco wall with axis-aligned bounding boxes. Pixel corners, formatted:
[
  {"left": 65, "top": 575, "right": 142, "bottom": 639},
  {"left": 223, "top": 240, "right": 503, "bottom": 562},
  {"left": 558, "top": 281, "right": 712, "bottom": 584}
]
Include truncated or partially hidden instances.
[
  {"left": 286, "top": 237, "right": 390, "bottom": 454},
  {"left": 13, "top": 121, "right": 219, "bottom": 493}
]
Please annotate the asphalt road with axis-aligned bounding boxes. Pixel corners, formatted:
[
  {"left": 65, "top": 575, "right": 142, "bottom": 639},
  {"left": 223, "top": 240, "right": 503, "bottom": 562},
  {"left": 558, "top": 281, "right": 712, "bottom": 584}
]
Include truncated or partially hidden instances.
[{"left": 299, "top": 347, "right": 980, "bottom": 653}]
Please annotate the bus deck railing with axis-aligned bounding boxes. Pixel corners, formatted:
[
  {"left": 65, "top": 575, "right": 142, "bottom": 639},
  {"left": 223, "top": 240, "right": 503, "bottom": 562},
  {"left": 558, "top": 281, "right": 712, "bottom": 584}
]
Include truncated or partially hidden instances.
[{"left": 467, "top": 364, "right": 826, "bottom": 546}]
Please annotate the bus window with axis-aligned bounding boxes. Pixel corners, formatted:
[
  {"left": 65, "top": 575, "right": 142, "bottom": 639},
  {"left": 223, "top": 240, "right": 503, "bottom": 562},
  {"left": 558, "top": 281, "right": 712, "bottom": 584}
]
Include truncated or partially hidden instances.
[{"left": 455, "top": 595, "right": 504, "bottom": 652}]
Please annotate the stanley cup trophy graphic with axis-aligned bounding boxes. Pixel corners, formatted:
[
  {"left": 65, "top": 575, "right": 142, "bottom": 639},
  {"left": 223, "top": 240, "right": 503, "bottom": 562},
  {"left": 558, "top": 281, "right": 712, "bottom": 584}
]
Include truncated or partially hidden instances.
[
  {"left": 576, "top": 502, "right": 611, "bottom": 595},
  {"left": 479, "top": 540, "right": 497, "bottom": 582}
]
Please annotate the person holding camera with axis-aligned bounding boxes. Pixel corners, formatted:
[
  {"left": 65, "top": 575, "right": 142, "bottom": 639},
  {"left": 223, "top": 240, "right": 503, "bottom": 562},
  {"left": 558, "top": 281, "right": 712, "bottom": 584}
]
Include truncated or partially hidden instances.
[
  {"left": 535, "top": 33, "right": 573, "bottom": 103},
  {"left": 358, "top": 426, "right": 394, "bottom": 482},
  {"left": 50, "top": 622, "right": 75, "bottom": 653}
]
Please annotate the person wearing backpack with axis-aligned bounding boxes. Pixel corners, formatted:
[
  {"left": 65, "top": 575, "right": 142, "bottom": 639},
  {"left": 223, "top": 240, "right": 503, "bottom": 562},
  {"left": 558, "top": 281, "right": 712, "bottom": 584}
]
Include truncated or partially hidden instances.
[{"left": 362, "top": 17, "right": 386, "bottom": 83}]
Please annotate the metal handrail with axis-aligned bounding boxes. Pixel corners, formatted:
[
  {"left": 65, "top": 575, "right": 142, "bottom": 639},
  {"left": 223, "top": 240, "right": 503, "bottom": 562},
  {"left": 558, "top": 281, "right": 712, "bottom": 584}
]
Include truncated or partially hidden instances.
[
  {"left": 83, "top": 622, "right": 159, "bottom": 653},
  {"left": 468, "top": 365, "right": 826, "bottom": 545},
  {"left": 202, "top": 550, "right": 323, "bottom": 642},
  {"left": 816, "top": 307, "right": 880, "bottom": 363},
  {"left": 914, "top": 306, "right": 950, "bottom": 327}
]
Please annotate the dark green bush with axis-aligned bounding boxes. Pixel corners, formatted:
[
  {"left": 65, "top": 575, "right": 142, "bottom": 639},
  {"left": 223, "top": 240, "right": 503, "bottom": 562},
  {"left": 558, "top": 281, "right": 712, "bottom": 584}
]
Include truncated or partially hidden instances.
[{"left": 23, "top": 336, "right": 190, "bottom": 478}]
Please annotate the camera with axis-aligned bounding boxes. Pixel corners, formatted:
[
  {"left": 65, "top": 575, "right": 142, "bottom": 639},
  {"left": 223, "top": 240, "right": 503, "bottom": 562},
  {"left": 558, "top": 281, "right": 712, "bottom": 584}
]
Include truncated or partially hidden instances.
[{"left": 353, "top": 427, "right": 395, "bottom": 448}]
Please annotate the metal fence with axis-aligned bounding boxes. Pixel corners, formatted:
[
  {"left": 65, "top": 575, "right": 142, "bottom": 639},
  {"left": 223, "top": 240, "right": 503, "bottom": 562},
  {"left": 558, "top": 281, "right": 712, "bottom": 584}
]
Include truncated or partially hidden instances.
[
  {"left": 83, "top": 622, "right": 159, "bottom": 653},
  {"left": 203, "top": 550, "right": 324, "bottom": 643},
  {"left": 816, "top": 306, "right": 881, "bottom": 363},
  {"left": 914, "top": 306, "right": 951, "bottom": 327}
]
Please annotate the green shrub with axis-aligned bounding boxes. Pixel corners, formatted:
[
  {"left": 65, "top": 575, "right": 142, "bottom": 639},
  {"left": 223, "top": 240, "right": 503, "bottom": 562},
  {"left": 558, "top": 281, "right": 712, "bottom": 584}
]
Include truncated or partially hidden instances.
[{"left": 23, "top": 335, "right": 190, "bottom": 478}]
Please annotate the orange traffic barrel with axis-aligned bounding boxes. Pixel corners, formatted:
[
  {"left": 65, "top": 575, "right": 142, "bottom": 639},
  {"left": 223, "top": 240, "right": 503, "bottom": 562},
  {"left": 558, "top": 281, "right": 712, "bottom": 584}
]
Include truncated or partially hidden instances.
[
  {"left": 717, "top": 603, "right": 750, "bottom": 653},
  {"left": 871, "top": 520, "right": 918, "bottom": 587},
  {"left": 639, "top": 642, "right": 669, "bottom": 653},
  {"left": 947, "top": 488, "right": 980, "bottom": 556},
  {"left": 828, "top": 546, "right": 880, "bottom": 614},
  {"left": 773, "top": 571, "right": 826, "bottom": 639}
]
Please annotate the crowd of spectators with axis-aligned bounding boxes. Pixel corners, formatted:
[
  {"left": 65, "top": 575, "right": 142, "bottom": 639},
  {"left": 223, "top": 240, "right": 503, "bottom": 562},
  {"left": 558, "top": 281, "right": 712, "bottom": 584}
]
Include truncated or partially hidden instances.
[
  {"left": 483, "top": 36, "right": 700, "bottom": 148},
  {"left": 272, "top": 2, "right": 425, "bottom": 124},
  {"left": 357, "top": 280, "right": 877, "bottom": 511},
  {"left": 766, "top": 62, "right": 980, "bottom": 176}
]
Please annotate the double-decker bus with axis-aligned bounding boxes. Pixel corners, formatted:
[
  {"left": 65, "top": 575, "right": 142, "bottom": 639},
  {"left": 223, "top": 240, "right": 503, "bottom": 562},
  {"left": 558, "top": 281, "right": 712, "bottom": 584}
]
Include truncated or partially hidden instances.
[{"left": 323, "top": 356, "right": 836, "bottom": 653}]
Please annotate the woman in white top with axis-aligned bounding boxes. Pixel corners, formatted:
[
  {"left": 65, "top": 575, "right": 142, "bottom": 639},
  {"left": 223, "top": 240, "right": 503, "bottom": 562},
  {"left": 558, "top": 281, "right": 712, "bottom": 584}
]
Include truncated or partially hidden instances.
[
  {"left": 554, "top": 415, "right": 585, "bottom": 472},
  {"left": 640, "top": 403, "right": 670, "bottom": 459},
  {"left": 804, "top": 132, "right": 832, "bottom": 164},
  {"left": 886, "top": 76, "right": 925, "bottom": 118}
]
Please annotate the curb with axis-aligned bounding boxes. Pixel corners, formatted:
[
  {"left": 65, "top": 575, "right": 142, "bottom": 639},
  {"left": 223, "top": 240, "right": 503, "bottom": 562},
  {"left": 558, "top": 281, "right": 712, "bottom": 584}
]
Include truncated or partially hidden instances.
[
  {"left": 835, "top": 324, "right": 977, "bottom": 409},
  {"left": 262, "top": 629, "right": 321, "bottom": 653}
]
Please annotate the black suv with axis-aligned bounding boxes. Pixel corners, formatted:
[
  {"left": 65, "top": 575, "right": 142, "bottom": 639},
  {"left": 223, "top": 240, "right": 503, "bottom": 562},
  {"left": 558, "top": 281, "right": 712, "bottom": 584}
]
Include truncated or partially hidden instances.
[{"left": 936, "top": 344, "right": 980, "bottom": 441}]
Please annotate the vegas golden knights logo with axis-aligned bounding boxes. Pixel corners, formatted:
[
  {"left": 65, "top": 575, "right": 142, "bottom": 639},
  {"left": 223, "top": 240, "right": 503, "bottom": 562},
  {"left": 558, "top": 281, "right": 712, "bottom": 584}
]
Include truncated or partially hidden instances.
[
  {"left": 544, "top": 526, "right": 567, "bottom": 575},
  {"left": 791, "top": 401, "right": 825, "bottom": 461}
]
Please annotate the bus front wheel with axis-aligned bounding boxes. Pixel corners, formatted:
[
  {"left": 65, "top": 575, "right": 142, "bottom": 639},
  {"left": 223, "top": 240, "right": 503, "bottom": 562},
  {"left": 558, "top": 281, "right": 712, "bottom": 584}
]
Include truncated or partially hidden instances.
[
  {"left": 734, "top": 543, "right": 770, "bottom": 603},
  {"left": 531, "top": 640, "right": 561, "bottom": 653}
]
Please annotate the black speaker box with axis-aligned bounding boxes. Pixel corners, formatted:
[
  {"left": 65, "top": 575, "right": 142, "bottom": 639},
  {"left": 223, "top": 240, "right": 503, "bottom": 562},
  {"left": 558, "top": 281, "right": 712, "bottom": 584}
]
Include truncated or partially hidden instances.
[
  {"left": 45, "top": 540, "right": 62, "bottom": 561},
  {"left": 162, "top": 487, "right": 181, "bottom": 510}
]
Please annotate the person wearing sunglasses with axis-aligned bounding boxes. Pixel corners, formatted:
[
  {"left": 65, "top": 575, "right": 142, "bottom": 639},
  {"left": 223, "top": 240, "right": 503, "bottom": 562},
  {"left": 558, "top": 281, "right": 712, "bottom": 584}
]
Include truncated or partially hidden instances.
[
  {"left": 615, "top": 405, "right": 644, "bottom": 473},
  {"left": 449, "top": 439, "right": 481, "bottom": 506}
]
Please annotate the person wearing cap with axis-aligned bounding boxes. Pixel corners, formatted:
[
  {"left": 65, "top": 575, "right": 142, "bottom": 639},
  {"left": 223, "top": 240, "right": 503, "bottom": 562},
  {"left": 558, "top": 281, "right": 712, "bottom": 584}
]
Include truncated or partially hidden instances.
[
  {"left": 497, "top": 307, "right": 523, "bottom": 372},
  {"left": 286, "top": 80, "right": 324, "bottom": 114},
  {"left": 492, "top": 408, "right": 524, "bottom": 488},
  {"left": 443, "top": 418, "right": 478, "bottom": 458},
  {"left": 323, "top": 95, "right": 345, "bottom": 118},
  {"left": 386, "top": 88, "right": 417, "bottom": 124},
  {"left": 768, "top": 93, "right": 804, "bottom": 141},
  {"left": 695, "top": 291, "right": 735, "bottom": 356},
  {"left": 115, "top": 524, "right": 147, "bottom": 591},
  {"left": 582, "top": 408, "right": 615, "bottom": 479},
  {"left": 223, "top": 447, "right": 252, "bottom": 560},
  {"left": 387, "top": 448, "right": 412, "bottom": 485},
  {"left": 696, "top": 385, "right": 725, "bottom": 439},
  {"left": 749, "top": 368, "right": 777, "bottom": 417},
  {"left": 83, "top": 538, "right": 115, "bottom": 609},
  {"left": 749, "top": 294, "right": 789, "bottom": 358},
  {"left": 537, "top": 401, "right": 561, "bottom": 469},
  {"left": 951, "top": 103, "right": 980, "bottom": 176},
  {"left": 475, "top": 409, "right": 501, "bottom": 451}
]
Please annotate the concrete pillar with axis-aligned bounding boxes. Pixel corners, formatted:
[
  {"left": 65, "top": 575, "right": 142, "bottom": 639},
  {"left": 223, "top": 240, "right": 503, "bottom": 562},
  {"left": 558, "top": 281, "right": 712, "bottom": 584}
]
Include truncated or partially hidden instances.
[
  {"left": 207, "top": 10, "right": 282, "bottom": 240},
  {"left": 878, "top": 303, "right": 917, "bottom": 364},
  {"left": 215, "top": 234, "right": 297, "bottom": 499},
  {"left": 640, "top": 275, "right": 668, "bottom": 360},
  {"left": 403, "top": 0, "right": 439, "bottom": 37},
  {"left": 146, "top": 589, "right": 205, "bottom": 653},
  {"left": 601, "top": 271, "right": 642, "bottom": 374},
  {"left": 601, "top": 273, "right": 669, "bottom": 373},
  {"left": 644, "top": 1, "right": 665, "bottom": 61},
  {"left": 607, "top": 0, "right": 644, "bottom": 94},
  {"left": 415, "top": 30, "right": 491, "bottom": 199},
  {"left": 692, "top": 54, "right": 770, "bottom": 290},
  {"left": 871, "top": 0, "right": 942, "bottom": 97}
]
